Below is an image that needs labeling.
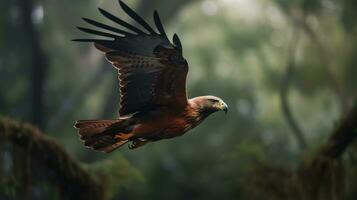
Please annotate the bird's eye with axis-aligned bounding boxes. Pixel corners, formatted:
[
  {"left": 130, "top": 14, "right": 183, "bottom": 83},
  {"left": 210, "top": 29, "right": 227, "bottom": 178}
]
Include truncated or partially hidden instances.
[{"left": 210, "top": 99, "right": 219, "bottom": 103}]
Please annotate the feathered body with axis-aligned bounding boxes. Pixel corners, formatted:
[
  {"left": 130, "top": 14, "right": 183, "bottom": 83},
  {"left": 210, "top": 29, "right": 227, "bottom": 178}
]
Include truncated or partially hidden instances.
[{"left": 74, "top": 1, "right": 228, "bottom": 152}]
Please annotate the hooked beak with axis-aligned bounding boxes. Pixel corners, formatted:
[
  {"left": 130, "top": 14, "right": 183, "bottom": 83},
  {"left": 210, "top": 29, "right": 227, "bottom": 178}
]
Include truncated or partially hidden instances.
[
  {"left": 220, "top": 101, "right": 228, "bottom": 114},
  {"left": 223, "top": 106, "right": 228, "bottom": 113}
]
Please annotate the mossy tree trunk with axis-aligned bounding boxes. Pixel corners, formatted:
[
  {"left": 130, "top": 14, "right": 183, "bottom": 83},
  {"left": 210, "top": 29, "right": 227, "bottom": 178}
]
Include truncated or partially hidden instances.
[{"left": 0, "top": 118, "right": 104, "bottom": 199}]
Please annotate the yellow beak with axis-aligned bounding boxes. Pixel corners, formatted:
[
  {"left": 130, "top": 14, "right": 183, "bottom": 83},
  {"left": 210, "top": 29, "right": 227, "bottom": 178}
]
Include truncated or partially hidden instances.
[{"left": 219, "top": 101, "right": 228, "bottom": 113}]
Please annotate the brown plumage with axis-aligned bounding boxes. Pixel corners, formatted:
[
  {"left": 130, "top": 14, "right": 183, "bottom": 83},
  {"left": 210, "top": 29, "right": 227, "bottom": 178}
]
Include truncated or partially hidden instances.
[{"left": 73, "top": 1, "right": 228, "bottom": 153}]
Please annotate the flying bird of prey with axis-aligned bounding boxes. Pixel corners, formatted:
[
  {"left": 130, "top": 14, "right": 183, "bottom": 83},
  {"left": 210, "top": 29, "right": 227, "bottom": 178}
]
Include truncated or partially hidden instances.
[{"left": 73, "top": 0, "right": 228, "bottom": 153}]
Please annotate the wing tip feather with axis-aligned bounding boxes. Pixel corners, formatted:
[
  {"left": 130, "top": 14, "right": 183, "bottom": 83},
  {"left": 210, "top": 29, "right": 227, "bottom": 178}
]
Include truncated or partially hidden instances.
[
  {"left": 118, "top": 0, "right": 157, "bottom": 35},
  {"left": 153, "top": 10, "right": 168, "bottom": 39},
  {"left": 173, "top": 33, "right": 183, "bottom": 54}
]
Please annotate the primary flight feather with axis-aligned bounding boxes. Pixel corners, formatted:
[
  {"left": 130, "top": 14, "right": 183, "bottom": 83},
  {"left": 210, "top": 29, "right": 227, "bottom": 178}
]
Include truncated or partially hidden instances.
[{"left": 74, "top": 0, "right": 228, "bottom": 153}]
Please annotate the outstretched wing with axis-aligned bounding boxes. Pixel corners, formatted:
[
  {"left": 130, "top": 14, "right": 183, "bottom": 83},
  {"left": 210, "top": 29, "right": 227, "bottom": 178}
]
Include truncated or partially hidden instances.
[{"left": 74, "top": 0, "right": 188, "bottom": 116}]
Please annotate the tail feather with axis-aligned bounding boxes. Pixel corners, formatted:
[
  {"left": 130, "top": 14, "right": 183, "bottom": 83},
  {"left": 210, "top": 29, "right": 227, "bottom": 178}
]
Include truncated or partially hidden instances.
[
  {"left": 74, "top": 119, "right": 134, "bottom": 153},
  {"left": 74, "top": 119, "right": 118, "bottom": 129}
]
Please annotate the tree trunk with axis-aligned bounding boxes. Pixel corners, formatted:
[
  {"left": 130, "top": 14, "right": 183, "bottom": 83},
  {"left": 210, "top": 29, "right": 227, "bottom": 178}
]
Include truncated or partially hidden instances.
[{"left": 17, "top": 0, "right": 48, "bottom": 129}]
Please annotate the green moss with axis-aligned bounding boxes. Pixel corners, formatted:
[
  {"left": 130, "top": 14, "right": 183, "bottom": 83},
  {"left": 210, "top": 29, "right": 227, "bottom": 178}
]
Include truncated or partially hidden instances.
[{"left": 0, "top": 117, "right": 138, "bottom": 200}]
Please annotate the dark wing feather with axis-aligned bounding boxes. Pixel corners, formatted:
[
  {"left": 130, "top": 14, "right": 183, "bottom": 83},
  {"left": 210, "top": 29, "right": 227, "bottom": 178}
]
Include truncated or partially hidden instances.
[
  {"left": 98, "top": 8, "right": 146, "bottom": 35},
  {"left": 153, "top": 10, "right": 168, "bottom": 38},
  {"left": 74, "top": 0, "right": 188, "bottom": 116},
  {"left": 82, "top": 17, "right": 134, "bottom": 36},
  {"left": 118, "top": 0, "right": 157, "bottom": 35},
  {"left": 173, "top": 33, "right": 183, "bottom": 54},
  {"left": 77, "top": 27, "right": 121, "bottom": 38}
]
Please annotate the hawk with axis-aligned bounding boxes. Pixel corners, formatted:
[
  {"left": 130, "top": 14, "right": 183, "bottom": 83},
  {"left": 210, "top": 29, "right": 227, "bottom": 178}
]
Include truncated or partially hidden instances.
[{"left": 74, "top": 0, "right": 228, "bottom": 152}]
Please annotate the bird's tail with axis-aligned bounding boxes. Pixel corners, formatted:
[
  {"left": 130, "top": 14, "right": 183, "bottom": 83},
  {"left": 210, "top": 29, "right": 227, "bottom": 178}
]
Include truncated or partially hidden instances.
[{"left": 74, "top": 118, "right": 136, "bottom": 153}]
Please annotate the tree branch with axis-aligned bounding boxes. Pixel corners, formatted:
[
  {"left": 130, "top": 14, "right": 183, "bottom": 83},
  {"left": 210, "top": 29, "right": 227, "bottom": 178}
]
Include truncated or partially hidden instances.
[
  {"left": 280, "top": 21, "right": 307, "bottom": 151},
  {"left": 298, "top": 100, "right": 357, "bottom": 200},
  {"left": 0, "top": 118, "right": 104, "bottom": 199},
  {"left": 318, "top": 101, "right": 357, "bottom": 158},
  {"left": 243, "top": 101, "right": 357, "bottom": 200}
]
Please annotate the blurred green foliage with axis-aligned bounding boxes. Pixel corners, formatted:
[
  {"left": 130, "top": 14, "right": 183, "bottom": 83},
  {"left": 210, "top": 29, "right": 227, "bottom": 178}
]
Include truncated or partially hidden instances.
[{"left": 0, "top": 0, "right": 357, "bottom": 199}]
